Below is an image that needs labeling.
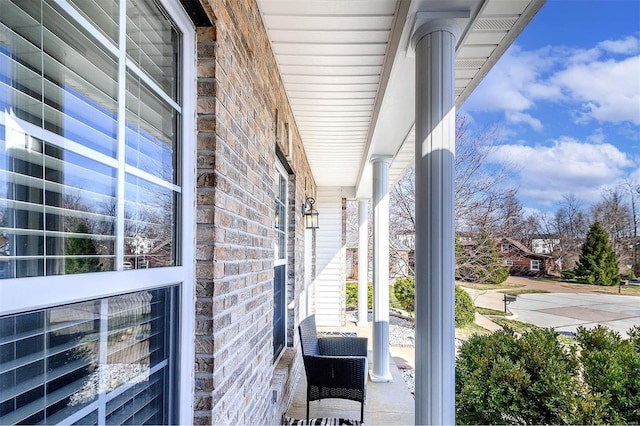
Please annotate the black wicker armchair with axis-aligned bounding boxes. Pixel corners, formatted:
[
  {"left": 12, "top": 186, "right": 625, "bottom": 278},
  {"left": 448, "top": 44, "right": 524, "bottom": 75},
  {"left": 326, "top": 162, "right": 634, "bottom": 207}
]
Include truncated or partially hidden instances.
[{"left": 297, "top": 315, "right": 368, "bottom": 422}]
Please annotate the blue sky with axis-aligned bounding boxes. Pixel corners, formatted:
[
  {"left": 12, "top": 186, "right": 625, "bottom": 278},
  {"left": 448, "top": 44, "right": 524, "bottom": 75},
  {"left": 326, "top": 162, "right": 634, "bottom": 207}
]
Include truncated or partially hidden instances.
[{"left": 460, "top": 0, "right": 640, "bottom": 214}]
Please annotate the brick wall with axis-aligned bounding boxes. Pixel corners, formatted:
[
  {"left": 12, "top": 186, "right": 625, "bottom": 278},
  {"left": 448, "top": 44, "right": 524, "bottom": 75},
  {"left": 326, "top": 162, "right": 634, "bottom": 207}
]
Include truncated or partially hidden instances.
[{"left": 194, "top": 0, "right": 315, "bottom": 423}]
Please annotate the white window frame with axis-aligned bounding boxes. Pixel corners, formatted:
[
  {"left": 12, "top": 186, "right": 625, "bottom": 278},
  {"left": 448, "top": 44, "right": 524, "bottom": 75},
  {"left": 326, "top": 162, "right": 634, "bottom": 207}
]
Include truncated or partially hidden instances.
[
  {"left": 0, "top": 0, "right": 196, "bottom": 423},
  {"left": 501, "top": 243, "right": 510, "bottom": 253},
  {"left": 530, "top": 259, "right": 541, "bottom": 271},
  {"left": 273, "top": 160, "right": 288, "bottom": 361},
  {"left": 274, "top": 161, "right": 288, "bottom": 268},
  {"left": 504, "top": 259, "right": 514, "bottom": 266}
]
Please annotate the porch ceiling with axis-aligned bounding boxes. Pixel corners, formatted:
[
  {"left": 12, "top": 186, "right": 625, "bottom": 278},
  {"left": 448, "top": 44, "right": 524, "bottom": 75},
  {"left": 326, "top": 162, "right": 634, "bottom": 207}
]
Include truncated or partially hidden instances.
[{"left": 257, "top": 0, "right": 545, "bottom": 198}]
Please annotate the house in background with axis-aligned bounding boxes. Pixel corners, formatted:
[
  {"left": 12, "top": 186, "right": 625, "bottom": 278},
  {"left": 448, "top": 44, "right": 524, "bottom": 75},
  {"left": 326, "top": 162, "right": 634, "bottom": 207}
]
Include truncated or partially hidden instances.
[
  {"left": 531, "top": 234, "right": 561, "bottom": 254},
  {"left": 0, "top": 0, "right": 544, "bottom": 424},
  {"left": 499, "top": 238, "right": 558, "bottom": 277},
  {"left": 347, "top": 238, "right": 413, "bottom": 281}
]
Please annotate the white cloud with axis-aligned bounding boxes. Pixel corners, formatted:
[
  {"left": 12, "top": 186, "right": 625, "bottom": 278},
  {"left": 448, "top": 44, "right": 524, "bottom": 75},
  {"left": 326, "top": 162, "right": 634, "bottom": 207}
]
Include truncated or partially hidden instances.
[
  {"left": 487, "top": 138, "right": 636, "bottom": 205},
  {"left": 598, "top": 35, "right": 640, "bottom": 54},
  {"left": 464, "top": 35, "right": 640, "bottom": 126},
  {"left": 552, "top": 56, "right": 640, "bottom": 125},
  {"left": 587, "top": 128, "right": 605, "bottom": 144},
  {"left": 506, "top": 111, "right": 543, "bottom": 131},
  {"left": 566, "top": 47, "right": 602, "bottom": 65},
  {"left": 463, "top": 46, "right": 558, "bottom": 115}
]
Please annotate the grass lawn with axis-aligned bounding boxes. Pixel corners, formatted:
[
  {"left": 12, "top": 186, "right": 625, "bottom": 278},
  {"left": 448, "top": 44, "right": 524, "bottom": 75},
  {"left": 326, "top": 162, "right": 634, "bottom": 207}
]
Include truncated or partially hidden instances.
[
  {"left": 547, "top": 278, "right": 640, "bottom": 295},
  {"left": 497, "top": 289, "right": 550, "bottom": 295},
  {"left": 490, "top": 318, "right": 579, "bottom": 350},
  {"left": 455, "top": 321, "right": 492, "bottom": 340},
  {"left": 457, "top": 281, "right": 525, "bottom": 291},
  {"left": 492, "top": 318, "right": 540, "bottom": 334},
  {"left": 476, "top": 307, "right": 511, "bottom": 317}
]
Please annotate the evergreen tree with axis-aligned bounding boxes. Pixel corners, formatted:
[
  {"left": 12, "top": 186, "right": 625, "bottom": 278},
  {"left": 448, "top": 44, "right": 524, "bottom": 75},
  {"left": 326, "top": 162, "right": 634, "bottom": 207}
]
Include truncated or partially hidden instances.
[
  {"left": 574, "top": 222, "right": 619, "bottom": 286},
  {"left": 66, "top": 222, "right": 101, "bottom": 274}
]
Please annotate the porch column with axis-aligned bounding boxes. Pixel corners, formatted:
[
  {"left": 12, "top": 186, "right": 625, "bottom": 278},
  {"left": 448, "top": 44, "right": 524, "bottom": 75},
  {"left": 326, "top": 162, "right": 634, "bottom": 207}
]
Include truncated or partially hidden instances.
[
  {"left": 370, "top": 156, "right": 393, "bottom": 382},
  {"left": 357, "top": 199, "right": 369, "bottom": 327},
  {"left": 412, "top": 18, "right": 459, "bottom": 425}
]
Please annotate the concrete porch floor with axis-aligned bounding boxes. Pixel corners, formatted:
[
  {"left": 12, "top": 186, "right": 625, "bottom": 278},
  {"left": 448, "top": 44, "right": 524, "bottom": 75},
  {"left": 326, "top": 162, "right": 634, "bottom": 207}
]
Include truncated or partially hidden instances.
[{"left": 285, "top": 322, "right": 415, "bottom": 425}]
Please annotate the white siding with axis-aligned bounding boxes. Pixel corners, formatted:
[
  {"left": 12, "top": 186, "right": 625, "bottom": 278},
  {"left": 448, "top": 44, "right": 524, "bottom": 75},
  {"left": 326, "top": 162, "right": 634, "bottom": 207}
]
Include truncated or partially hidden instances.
[{"left": 314, "top": 187, "right": 345, "bottom": 326}]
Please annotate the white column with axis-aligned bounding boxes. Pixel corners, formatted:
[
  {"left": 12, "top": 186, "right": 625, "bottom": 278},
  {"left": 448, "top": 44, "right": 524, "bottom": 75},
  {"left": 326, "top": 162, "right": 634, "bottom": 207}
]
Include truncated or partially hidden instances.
[
  {"left": 357, "top": 200, "right": 369, "bottom": 327},
  {"left": 370, "top": 156, "right": 393, "bottom": 382},
  {"left": 413, "top": 18, "right": 458, "bottom": 425},
  {"left": 303, "top": 227, "right": 313, "bottom": 319}
]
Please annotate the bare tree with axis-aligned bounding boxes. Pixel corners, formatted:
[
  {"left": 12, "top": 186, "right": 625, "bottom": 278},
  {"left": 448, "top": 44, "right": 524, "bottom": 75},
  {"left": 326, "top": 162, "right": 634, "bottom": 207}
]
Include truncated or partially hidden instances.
[
  {"left": 344, "top": 200, "right": 373, "bottom": 279},
  {"left": 390, "top": 166, "right": 415, "bottom": 236},
  {"left": 454, "top": 116, "right": 515, "bottom": 234},
  {"left": 592, "top": 187, "right": 633, "bottom": 243},
  {"left": 390, "top": 116, "right": 516, "bottom": 234},
  {"left": 591, "top": 187, "right": 636, "bottom": 273},
  {"left": 622, "top": 179, "right": 639, "bottom": 239},
  {"left": 387, "top": 115, "right": 519, "bottom": 278},
  {"left": 518, "top": 214, "right": 543, "bottom": 250},
  {"left": 622, "top": 179, "right": 640, "bottom": 273},
  {"left": 553, "top": 193, "right": 590, "bottom": 269}
]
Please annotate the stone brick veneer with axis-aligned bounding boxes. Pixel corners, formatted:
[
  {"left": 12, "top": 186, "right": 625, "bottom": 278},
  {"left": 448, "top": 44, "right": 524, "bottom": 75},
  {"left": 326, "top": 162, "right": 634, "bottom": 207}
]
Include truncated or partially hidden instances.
[{"left": 193, "top": 0, "right": 315, "bottom": 424}]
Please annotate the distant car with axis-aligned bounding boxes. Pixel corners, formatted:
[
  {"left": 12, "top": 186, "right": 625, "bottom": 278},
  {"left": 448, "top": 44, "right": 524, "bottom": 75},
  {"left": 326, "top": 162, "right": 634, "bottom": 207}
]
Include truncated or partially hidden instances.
[{"left": 123, "top": 261, "right": 133, "bottom": 270}]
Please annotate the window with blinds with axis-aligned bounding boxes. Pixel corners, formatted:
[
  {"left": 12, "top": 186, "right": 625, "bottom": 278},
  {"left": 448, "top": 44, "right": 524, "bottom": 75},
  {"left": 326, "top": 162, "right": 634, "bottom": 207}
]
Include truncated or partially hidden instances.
[
  {"left": 0, "top": 287, "right": 177, "bottom": 425},
  {"left": 0, "top": 0, "right": 181, "bottom": 278},
  {"left": 0, "top": 0, "right": 185, "bottom": 424}
]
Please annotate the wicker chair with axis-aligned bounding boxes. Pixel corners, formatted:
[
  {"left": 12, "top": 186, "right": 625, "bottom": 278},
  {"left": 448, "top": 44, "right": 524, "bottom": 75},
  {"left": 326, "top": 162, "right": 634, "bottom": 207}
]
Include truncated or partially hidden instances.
[{"left": 297, "top": 315, "right": 368, "bottom": 422}]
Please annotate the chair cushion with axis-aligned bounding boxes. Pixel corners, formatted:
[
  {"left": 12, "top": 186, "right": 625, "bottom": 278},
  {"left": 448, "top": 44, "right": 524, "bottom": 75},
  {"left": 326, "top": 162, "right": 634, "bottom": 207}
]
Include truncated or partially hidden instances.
[{"left": 283, "top": 415, "right": 362, "bottom": 425}]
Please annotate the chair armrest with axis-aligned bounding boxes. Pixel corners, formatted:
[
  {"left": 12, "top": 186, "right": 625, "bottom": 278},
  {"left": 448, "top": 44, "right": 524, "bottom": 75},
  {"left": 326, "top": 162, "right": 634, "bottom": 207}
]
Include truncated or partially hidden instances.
[
  {"left": 303, "top": 355, "right": 368, "bottom": 391},
  {"left": 319, "top": 337, "right": 368, "bottom": 357}
]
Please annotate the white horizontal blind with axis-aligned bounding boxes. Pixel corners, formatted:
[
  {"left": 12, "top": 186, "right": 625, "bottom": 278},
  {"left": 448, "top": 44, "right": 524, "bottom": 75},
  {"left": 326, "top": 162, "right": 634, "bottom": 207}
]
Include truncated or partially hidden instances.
[
  {"left": 0, "top": 287, "right": 175, "bottom": 425},
  {"left": 0, "top": 0, "right": 181, "bottom": 278}
]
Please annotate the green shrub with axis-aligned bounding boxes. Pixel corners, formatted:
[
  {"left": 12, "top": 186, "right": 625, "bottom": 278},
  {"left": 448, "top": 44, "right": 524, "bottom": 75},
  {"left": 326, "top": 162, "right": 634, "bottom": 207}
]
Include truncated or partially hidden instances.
[
  {"left": 346, "top": 281, "right": 372, "bottom": 309},
  {"left": 454, "top": 286, "right": 475, "bottom": 327},
  {"left": 391, "top": 280, "right": 475, "bottom": 326},
  {"left": 576, "top": 325, "right": 640, "bottom": 424},
  {"left": 456, "top": 328, "right": 583, "bottom": 425},
  {"left": 628, "top": 325, "right": 640, "bottom": 352},
  {"left": 484, "top": 264, "right": 510, "bottom": 284},
  {"left": 393, "top": 277, "right": 415, "bottom": 315},
  {"left": 456, "top": 325, "right": 640, "bottom": 425},
  {"left": 561, "top": 269, "right": 576, "bottom": 280}
]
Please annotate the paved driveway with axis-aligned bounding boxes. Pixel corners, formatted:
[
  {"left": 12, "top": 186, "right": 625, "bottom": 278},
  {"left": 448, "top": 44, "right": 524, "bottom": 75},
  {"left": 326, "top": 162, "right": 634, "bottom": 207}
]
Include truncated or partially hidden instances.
[{"left": 508, "top": 293, "right": 640, "bottom": 337}]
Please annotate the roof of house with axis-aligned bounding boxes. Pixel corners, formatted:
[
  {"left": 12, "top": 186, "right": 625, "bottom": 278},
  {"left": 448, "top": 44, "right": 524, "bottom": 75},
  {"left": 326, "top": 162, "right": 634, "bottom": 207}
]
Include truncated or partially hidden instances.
[{"left": 501, "top": 237, "right": 551, "bottom": 259}]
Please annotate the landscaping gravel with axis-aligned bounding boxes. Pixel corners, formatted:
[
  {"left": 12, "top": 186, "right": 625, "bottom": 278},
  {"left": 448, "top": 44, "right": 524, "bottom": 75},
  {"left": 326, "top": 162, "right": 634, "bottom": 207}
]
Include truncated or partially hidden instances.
[
  {"left": 389, "top": 314, "right": 415, "bottom": 346},
  {"left": 365, "top": 312, "right": 463, "bottom": 393}
]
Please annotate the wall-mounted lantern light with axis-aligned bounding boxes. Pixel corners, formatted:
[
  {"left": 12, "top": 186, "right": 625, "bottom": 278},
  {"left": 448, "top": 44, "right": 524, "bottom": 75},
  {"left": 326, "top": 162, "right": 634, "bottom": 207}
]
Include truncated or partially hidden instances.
[{"left": 302, "top": 196, "right": 319, "bottom": 229}]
